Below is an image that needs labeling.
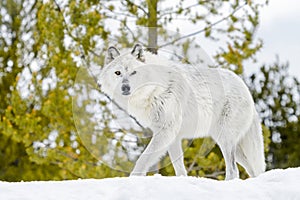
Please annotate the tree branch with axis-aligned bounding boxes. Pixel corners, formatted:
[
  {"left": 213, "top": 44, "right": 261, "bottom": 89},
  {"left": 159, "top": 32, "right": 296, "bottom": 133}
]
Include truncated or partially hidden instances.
[
  {"left": 124, "top": 0, "right": 148, "bottom": 16},
  {"left": 204, "top": 171, "right": 225, "bottom": 179},
  {"left": 159, "top": 1, "right": 211, "bottom": 18},
  {"left": 53, "top": 0, "right": 78, "bottom": 42},
  {"left": 159, "top": 2, "right": 246, "bottom": 48},
  {"left": 123, "top": 22, "right": 139, "bottom": 42},
  {"left": 102, "top": 4, "right": 137, "bottom": 18}
]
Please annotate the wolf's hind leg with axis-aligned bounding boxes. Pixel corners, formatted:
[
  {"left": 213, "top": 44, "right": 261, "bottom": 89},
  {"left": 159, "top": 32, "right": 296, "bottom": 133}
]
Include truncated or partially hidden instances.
[
  {"left": 218, "top": 140, "right": 239, "bottom": 180},
  {"left": 168, "top": 139, "right": 187, "bottom": 176},
  {"left": 236, "top": 144, "right": 255, "bottom": 177}
]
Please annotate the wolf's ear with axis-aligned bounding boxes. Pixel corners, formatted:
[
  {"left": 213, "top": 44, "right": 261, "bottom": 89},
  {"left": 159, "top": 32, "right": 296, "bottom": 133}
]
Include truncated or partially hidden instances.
[
  {"left": 131, "top": 44, "right": 145, "bottom": 62},
  {"left": 105, "top": 46, "right": 120, "bottom": 65}
]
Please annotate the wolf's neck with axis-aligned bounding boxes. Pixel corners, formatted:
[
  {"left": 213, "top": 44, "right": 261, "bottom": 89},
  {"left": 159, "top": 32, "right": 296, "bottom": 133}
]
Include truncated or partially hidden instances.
[{"left": 127, "top": 85, "right": 165, "bottom": 127}]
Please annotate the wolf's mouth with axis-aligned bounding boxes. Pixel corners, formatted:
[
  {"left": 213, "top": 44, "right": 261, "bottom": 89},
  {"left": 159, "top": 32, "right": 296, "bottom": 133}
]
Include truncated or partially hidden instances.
[{"left": 122, "top": 91, "right": 131, "bottom": 96}]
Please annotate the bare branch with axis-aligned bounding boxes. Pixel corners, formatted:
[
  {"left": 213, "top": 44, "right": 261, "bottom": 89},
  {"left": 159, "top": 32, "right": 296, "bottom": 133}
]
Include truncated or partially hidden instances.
[
  {"left": 159, "top": 3, "right": 246, "bottom": 48},
  {"left": 102, "top": 4, "right": 137, "bottom": 18},
  {"left": 159, "top": 1, "right": 210, "bottom": 18},
  {"left": 123, "top": 22, "right": 138, "bottom": 42},
  {"left": 204, "top": 171, "right": 225, "bottom": 179},
  {"left": 124, "top": 0, "right": 148, "bottom": 16},
  {"left": 103, "top": 15, "right": 139, "bottom": 42}
]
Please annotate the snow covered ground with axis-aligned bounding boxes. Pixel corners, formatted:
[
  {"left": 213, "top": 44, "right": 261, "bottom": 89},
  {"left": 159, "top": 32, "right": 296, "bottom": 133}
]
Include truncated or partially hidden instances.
[{"left": 1, "top": 168, "right": 299, "bottom": 200}]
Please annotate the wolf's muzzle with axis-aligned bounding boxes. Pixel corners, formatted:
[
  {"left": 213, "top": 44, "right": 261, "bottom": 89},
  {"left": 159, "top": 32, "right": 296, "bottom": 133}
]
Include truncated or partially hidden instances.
[{"left": 121, "top": 84, "right": 131, "bottom": 95}]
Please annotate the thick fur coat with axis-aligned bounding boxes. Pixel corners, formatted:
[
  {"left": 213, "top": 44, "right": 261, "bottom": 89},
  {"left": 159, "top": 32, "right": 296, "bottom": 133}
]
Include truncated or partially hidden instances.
[{"left": 99, "top": 44, "right": 265, "bottom": 180}]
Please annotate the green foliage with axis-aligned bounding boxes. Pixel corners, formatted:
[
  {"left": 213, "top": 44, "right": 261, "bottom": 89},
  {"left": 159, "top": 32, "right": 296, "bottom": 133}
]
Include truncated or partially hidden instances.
[
  {"left": 247, "top": 59, "right": 300, "bottom": 169},
  {"left": 0, "top": 0, "right": 123, "bottom": 181}
]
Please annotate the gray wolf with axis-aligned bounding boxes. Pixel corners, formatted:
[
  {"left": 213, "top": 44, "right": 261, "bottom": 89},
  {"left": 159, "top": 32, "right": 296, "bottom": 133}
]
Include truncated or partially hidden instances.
[{"left": 99, "top": 44, "right": 265, "bottom": 180}]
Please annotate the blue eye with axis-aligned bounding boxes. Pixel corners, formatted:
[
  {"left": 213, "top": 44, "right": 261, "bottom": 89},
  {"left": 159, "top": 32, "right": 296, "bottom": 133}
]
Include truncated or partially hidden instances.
[{"left": 115, "top": 71, "right": 121, "bottom": 76}]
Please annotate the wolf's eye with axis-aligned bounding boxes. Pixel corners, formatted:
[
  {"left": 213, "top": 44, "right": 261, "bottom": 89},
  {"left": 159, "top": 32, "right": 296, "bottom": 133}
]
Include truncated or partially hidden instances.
[
  {"left": 130, "top": 71, "right": 137, "bottom": 76},
  {"left": 115, "top": 71, "right": 121, "bottom": 76}
]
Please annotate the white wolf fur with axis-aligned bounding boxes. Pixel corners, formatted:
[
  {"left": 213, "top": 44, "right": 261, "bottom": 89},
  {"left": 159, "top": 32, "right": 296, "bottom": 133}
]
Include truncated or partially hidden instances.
[{"left": 99, "top": 44, "right": 265, "bottom": 180}]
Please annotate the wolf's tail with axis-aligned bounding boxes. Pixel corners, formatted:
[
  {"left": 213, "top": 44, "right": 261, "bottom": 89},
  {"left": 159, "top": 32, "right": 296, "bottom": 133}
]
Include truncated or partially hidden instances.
[{"left": 236, "top": 111, "right": 266, "bottom": 177}]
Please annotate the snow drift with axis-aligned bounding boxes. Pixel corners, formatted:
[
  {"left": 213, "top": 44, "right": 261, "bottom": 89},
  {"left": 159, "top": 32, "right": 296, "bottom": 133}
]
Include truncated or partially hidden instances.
[{"left": 1, "top": 168, "right": 299, "bottom": 200}]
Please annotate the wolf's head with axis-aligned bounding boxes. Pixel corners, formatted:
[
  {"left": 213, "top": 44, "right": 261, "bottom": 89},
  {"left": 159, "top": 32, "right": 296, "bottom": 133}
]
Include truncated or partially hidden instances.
[{"left": 99, "top": 44, "right": 147, "bottom": 98}]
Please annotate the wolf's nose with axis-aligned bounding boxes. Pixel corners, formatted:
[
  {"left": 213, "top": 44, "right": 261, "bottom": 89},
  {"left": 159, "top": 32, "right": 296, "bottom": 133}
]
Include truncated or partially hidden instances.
[{"left": 121, "top": 84, "right": 131, "bottom": 95}]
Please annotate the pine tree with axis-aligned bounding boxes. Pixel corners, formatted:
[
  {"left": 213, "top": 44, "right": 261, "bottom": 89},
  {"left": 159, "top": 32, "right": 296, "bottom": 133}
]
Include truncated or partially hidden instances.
[{"left": 247, "top": 59, "right": 300, "bottom": 169}]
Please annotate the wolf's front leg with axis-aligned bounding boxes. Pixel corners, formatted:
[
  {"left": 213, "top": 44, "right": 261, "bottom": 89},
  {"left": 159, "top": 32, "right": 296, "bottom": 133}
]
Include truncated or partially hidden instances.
[
  {"left": 130, "top": 133, "right": 173, "bottom": 176},
  {"left": 131, "top": 93, "right": 182, "bottom": 176}
]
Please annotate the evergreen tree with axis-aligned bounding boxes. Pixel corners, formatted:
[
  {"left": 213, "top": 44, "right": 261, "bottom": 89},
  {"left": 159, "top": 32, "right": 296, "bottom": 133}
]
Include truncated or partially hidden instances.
[{"left": 247, "top": 59, "right": 300, "bottom": 169}]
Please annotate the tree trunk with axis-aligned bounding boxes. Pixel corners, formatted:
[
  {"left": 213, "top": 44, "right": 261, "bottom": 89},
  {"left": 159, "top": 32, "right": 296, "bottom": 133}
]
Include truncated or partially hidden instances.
[{"left": 146, "top": 0, "right": 158, "bottom": 54}]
